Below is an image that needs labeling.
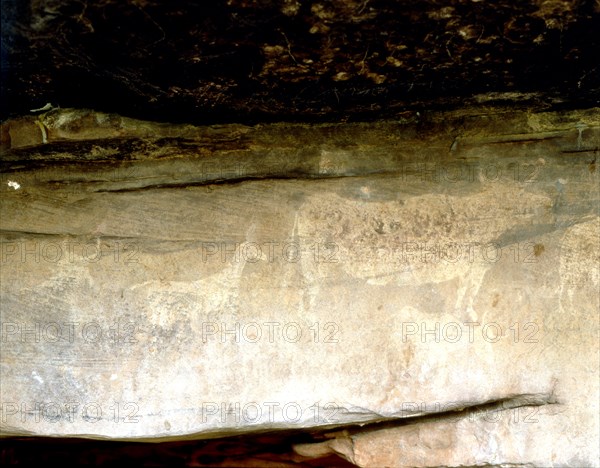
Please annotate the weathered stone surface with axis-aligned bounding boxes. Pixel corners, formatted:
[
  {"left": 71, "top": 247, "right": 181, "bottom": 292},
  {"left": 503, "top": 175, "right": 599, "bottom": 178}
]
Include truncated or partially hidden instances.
[
  {"left": 1, "top": 0, "right": 599, "bottom": 123},
  {"left": 1, "top": 108, "right": 599, "bottom": 466},
  {"left": 293, "top": 214, "right": 599, "bottom": 466}
]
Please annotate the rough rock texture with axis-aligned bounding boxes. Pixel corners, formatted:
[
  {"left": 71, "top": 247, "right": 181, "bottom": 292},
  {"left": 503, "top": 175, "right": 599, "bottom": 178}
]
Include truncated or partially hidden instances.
[
  {"left": 3, "top": 1, "right": 600, "bottom": 465},
  {"left": 1, "top": 0, "right": 599, "bottom": 123},
  {"left": 1, "top": 108, "right": 598, "bottom": 466}
]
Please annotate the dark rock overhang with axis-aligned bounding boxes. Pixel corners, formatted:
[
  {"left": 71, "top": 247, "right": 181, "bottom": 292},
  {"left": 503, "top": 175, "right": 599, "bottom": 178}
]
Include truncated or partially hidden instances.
[{"left": 1, "top": 0, "right": 599, "bottom": 125}]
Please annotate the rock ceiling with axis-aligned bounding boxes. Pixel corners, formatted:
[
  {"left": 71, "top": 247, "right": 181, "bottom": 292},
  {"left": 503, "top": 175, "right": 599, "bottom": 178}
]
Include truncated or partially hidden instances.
[{"left": 1, "top": 0, "right": 599, "bottom": 124}]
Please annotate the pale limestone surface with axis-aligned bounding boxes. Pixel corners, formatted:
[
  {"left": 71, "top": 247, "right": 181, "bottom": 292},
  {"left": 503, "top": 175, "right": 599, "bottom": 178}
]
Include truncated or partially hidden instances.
[{"left": 0, "top": 108, "right": 598, "bottom": 466}]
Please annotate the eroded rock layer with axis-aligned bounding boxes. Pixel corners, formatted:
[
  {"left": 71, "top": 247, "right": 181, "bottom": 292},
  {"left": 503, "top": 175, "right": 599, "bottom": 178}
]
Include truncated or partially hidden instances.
[
  {"left": 0, "top": 108, "right": 598, "bottom": 466},
  {"left": 1, "top": 0, "right": 599, "bottom": 123}
]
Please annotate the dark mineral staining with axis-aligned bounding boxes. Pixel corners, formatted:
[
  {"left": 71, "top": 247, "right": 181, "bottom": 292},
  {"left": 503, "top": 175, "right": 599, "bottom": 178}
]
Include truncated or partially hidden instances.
[{"left": 1, "top": 0, "right": 599, "bottom": 124}]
